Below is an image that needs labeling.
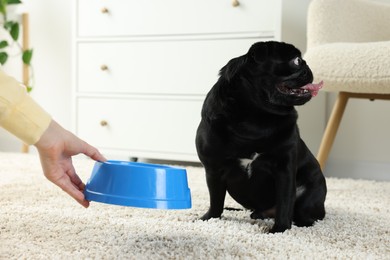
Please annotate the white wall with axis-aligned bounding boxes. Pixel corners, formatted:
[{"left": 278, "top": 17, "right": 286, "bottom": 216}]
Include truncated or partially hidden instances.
[
  {"left": 1, "top": 0, "right": 389, "bottom": 181},
  {"left": 0, "top": 0, "right": 72, "bottom": 153},
  {"left": 281, "top": 0, "right": 326, "bottom": 156},
  {"left": 26, "top": 0, "right": 72, "bottom": 128},
  {"left": 324, "top": 95, "right": 390, "bottom": 181}
]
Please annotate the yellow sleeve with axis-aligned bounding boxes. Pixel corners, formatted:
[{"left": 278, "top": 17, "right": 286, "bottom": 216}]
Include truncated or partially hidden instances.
[{"left": 0, "top": 70, "right": 52, "bottom": 145}]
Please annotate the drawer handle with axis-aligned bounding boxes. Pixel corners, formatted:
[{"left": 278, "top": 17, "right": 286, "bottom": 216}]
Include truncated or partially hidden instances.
[
  {"left": 101, "top": 7, "right": 109, "bottom": 14},
  {"left": 100, "top": 120, "right": 108, "bottom": 127},
  {"left": 232, "top": 0, "right": 239, "bottom": 7},
  {"left": 100, "top": 64, "right": 109, "bottom": 71}
]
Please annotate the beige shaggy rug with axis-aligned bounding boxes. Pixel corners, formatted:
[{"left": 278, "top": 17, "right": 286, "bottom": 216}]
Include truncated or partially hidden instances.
[{"left": 0, "top": 152, "right": 389, "bottom": 259}]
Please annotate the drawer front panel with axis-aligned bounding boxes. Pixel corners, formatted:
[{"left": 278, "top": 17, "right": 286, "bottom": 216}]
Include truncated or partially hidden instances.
[
  {"left": 76, "top": 97, "right": 202, "bottom": 155},
  {"left": 77, "top": 38, "right": 271, "bottom": 95},
  {"left": 77, "top": 0, "right": 280, "bottom": 37}
]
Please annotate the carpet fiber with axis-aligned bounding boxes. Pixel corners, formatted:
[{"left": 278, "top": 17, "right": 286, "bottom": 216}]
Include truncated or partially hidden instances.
[{"left": 0, "top": 152, "right": 389, "bottom": 259}]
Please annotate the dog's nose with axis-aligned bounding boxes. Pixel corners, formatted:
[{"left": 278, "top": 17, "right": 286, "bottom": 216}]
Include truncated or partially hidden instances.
[
  {"left": 303, "top": 67, "right": 314, "bottom": 82},
  {"left": 299, "top": 67, "right": 313, "bottom": 83}
]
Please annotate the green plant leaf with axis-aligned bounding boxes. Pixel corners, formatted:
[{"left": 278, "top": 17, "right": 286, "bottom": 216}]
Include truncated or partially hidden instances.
[
  {"left": 10, "top": 22, "right": 19, "bottom": 41},
  {"left": 4, "top": 21, "right": 19, "bottom": 40},
  {"left": 0, "top": 0, "right": 7, "bottom": 17},
  {"left": 0, "top": 40, "right": 8, "bottom": 48},
  {"left": 26, "top": 86, "right": 32, "bottom": 92},
  {"left": 22, "top": 49, "right": 33, "bottom": 65},
  {"left": 3, "top": 21, "right": 13, "bottom": 30},
  {"left": 8, "top": 0, "right": 22, "bottom": 4},
  {"left": 0, "top": 52, "right": 8, "bottom": 65}
]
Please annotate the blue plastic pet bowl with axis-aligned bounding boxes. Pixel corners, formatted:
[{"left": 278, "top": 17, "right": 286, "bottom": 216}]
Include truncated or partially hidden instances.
[{"left": 84, "top": 160, "right": 191, "bottom": 209}]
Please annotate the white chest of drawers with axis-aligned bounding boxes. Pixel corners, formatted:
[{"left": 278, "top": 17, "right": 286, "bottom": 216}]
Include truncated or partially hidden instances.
[{"left": 72, "top": 0, "right": 281, "bottom": 162}]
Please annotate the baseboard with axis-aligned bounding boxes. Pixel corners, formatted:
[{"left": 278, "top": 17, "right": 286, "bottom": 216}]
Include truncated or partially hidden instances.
[{"left": 324, "top": 159, "right": 390, "bottom": 181}]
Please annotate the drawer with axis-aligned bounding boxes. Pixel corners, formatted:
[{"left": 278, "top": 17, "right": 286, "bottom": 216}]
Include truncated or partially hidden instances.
[
  {"left": 76, "top": 97, "right": 203, "bottom": 156},
  {"left": 77, "top": 0, "right": 280, "bottom": 37},
  {"left": 77, "top": 38, "right": 270, "bottom": 95}
]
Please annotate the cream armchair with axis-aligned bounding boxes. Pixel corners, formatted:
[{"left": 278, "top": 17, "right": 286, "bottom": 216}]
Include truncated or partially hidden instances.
[{"left": 304, "top": 0, "right": 390, "bottom": 169}]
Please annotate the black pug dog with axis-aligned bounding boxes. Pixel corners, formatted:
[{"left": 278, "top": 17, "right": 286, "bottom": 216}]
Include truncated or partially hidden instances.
[{"left": 195, "top": 41, "right": 327, "bottom": 233}]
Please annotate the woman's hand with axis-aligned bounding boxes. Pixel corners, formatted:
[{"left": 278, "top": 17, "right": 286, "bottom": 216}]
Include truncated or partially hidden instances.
[{"left": 34, "top": 120, "right": 107, "bottom": 207}]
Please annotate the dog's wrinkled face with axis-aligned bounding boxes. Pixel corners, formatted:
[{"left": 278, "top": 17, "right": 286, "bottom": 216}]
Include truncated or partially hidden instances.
[
  {"left": 221, "top": 41, "right": 323, "bottom": 107},
  {"left": 249, "top": 42, "right": 323, "bottom": 106}
]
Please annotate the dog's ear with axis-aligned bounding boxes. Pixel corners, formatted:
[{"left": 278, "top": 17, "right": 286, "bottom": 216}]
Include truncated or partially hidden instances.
[
  {"left": 250, "top": 42, "right": 269, "bottom": 63},
  {"left": 219, "top": 54, "right": 247, "bottom": 82}
]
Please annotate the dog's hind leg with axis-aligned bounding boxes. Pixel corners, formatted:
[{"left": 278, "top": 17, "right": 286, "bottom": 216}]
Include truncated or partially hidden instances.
[
  {"left": 250, "top": 207, "right": 276, "bottom": 220},
  {"left": 294, "top": 141, "right": 327, "bottom": 227},
  {"left": 293, "top": 179, "right": 326, "bottom": 227},
  {"left": 293, "top": 201, "right": 325, "bottom": 227}
]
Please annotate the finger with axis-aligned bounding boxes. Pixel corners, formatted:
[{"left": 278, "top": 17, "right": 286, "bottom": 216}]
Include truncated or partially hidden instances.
[
  {"left": 81, "top": 141, "right": 107, "bottom": 162},
  {"left": 65, "top": 184, "right": 90, "bottom": 208},
  {"left": 56, "top": 175, "right": 90, "bottom": 208},
  {"left": 66, "top": 163, "right": 86, "bottom": 191}
]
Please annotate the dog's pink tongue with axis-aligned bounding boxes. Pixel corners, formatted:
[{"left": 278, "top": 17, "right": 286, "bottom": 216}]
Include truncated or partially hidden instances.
[{"left": 302, "top": 81, "right": 324, "bottom": 97}]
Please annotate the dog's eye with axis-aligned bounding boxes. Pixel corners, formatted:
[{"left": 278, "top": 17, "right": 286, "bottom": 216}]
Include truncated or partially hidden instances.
[{"left": 293, "top": 57, "right": 302, "bottom": 66}]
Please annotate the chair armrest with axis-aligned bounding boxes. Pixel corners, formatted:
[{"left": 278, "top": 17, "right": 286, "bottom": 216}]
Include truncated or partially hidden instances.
[
  {"left": 304, "top": 41, "right": 390, "bottom": 93},
  {"left": 307, "top": 0, "right": 390, "bottom": 48}
]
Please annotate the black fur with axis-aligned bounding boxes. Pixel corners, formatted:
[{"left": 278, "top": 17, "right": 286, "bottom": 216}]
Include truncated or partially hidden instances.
[{"left": 195, "top": 41, "right": 327, "bottom": 233}]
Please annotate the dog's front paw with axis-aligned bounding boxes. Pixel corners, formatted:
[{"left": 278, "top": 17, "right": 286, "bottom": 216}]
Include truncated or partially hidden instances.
[
  {"left": 269, "top": 223, "right": 291, "bottom": 233},
  {"left": 200, "top": 210, "right": 222, "bottom": 221}
]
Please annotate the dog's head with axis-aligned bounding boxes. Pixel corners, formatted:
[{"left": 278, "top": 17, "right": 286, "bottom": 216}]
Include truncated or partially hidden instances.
[{"left": 219, "top": 41, "right": 323, "bottom": 107}]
